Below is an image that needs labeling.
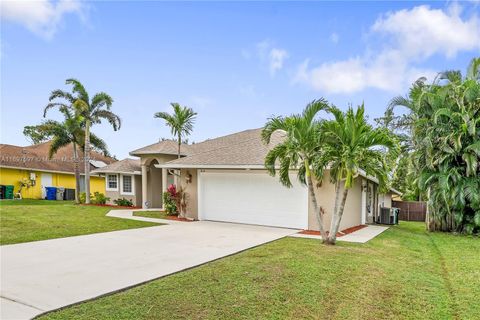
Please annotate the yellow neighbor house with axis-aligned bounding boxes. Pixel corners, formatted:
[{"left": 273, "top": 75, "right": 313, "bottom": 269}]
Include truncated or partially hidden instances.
[{"left": 0, "top": 141, "right": 115, "bottom": 199}]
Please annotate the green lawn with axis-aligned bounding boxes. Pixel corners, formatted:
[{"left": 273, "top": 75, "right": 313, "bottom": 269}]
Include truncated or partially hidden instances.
[
  {"left": 0, "top": 200, "right": 159, "bottom": 245},
  {"left": 41, "top": 222, "right": 479, "bottom": 320},
  {"left": 133, "top": 210, "right": 170, "bottom": 219}
]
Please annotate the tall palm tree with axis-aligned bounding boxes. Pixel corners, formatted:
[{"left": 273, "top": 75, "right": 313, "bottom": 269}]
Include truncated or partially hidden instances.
[
  {"left": 24, "top": 107, "right": 108, "bottom": 203},
  {"left": 319, "top": 105, "right": 399, "bottom": 244},
  {"left": 262, "top": 99, "right": 330, "bottom": 242},
  {"left": 45, "top": 79, "right": 120, "bottom": 204},
  {"left": 154, "top": 103, "right": 197, "bottom": 158}
]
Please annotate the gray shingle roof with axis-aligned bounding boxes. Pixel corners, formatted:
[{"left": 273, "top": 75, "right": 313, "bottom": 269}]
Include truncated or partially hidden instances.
[
  {"left": 129, "top": 140, "right": 192, "bottom": 156},
  {"left": 162, "top": 128, "right": 285, "bottom": 167},
  {"left": 91, "top": 158, "right": 141, "bottom": 175}
]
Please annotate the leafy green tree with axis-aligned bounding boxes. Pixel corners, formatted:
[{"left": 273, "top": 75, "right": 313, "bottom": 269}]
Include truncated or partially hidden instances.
[
  {"left": 45, "top": 79, "right": 120, "bottom": 204},
  {"left": 388, "top": 57, "right": 480, "bottom": 233},
  {"left": 319, "top": 105, "right": 398, "bottom": 244},
  {"left": 154, "top": 103, "right": 197, "bottom": 158},
  {"left": 262, "top": 99, "right": 330, "bottom": 242}
]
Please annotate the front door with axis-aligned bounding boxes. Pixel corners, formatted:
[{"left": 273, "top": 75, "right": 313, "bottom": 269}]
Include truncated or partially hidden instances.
[{"left": 41, "top": 173, "right": 53, "bottom": 199}]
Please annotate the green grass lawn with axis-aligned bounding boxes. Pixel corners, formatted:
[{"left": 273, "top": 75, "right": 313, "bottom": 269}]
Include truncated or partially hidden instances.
[
  {"left": 41, "top": 222, "right": 479, "bottom": 320},
  {"left": 0, "top": 200, "right": 159, "bottom": 245},
  {"left": 133, "top": 210, "right": 170, "bottom": 219}
]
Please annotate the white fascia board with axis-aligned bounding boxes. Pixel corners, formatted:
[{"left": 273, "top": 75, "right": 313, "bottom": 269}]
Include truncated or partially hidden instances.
[
  {"left": 154, "top": 164, "right": 272, "bottom": 169},
  {"left": 1, "top": 165, "right": 102, "bottom": 177},
  {"left": 92, "top": 170, "right": 142, "bottom": 176},
  {"left": 358, "top": 169, "right": 403, "bottom": 196}
]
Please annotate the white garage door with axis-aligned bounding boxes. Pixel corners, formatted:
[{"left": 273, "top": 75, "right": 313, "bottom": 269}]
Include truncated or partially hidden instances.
[{"left": 199, "top": 170, "right": 308, "bottom": 229}]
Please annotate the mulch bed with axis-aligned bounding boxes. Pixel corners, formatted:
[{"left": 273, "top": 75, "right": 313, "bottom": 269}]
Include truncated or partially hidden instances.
[
  {"left": 165, "top": 215, "right": 195, "bottom": 222},
  {"left": 299, "top": 224, "right": 367, "bottom": 237}
]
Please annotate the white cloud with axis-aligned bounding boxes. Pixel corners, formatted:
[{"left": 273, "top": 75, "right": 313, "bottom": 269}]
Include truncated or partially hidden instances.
[
  {"left": 1, "top": 0, "right": 87, "bottom": 39},
  {"left": 372, "top": 4, "right": 480, "bottom": 59},
  {"left": 269, "top": 48, "right": 288, "bottom": 76},
  {"left": 295, "top": 4, "right": 480, "bottom": 94},
  {"left": 330, "top": 32, "right": 339, "bottom": 44},
  {"left": 256, "top": 40, "right": 289, "bottom": 76}
]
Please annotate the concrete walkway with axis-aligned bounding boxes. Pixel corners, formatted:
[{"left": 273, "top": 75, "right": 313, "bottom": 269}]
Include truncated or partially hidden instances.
[
  {"left": 289, "top": 225, "right": 389, "bottom": 243},
  {"left": 1, "top": 211, "right": 296, "bottom": 320}
]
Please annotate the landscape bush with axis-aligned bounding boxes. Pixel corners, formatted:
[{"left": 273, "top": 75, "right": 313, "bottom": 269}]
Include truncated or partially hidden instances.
[{"left": 113, "top": 198, "right": 134, "bottom": 207}]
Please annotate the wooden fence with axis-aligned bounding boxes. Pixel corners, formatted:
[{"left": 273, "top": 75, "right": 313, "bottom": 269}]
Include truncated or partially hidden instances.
[{"left": 392, "top": 201, "right": 427, "bottom": 222}]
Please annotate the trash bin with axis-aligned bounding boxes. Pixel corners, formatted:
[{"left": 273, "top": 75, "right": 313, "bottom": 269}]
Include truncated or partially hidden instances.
[
  {"left": 56, "top": 187, "right": 65, "bottom": 201},
  {"left": 45, "top": 187, "right": 57, "bottom": 200},
  {"left": 64, "top": 188, "right": 75, "bottom": 201},
  {"left": 0, "top": 185, "right": 5, "bottom": 199},
  {"left": 4, "top": 185, "right": 14, "bottom": 199}
]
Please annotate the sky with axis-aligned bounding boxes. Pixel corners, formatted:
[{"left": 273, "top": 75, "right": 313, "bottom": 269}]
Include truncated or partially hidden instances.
[{"left": 1, "top": 1, "right": 479, "bottom": 159}]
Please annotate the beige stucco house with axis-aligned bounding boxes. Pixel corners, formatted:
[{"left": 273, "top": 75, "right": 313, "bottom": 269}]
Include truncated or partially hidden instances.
[
  {"left": 94, "top": 128, "right": 400, "bottom": 232},
  {"left": 92, "top": 158, "right": 143, "bottom": 207}
]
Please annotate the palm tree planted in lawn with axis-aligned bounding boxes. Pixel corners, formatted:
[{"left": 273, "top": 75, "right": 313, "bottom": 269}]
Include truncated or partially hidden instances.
[
  {"left": 262, "top": 99, "right": 330, "bottom": 242},
  {"left": 319, "top": 105, "right": 399, "bottom": 244},
  {"left": 25, "top": 107, "right": 108, "bottom": 203},
  {"left": 154, "top": 103, "right": 197, "bottom": 158},
  {"left": 45, "top": 79, "right": 120, "bottom": 204}
]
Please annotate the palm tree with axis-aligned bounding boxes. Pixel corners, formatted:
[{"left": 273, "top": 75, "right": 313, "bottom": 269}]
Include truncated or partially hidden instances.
[
  {"left": 262, "top": 99, "right": 330, "bottom": 242},
  {"left": 45, "top": 79, "right": 120, "bottom": 204},
  {"left": 154, "top": 103, "right": 197, "bottom": 158},
  {"left": 24, "top": 107, "right": 108, "bottom": 203},
  {"left": 387, "top": 57, "right": 480, "bottom": 233},
  {"left": 319, "top": 105, "right": 398, "bottom": 244}
]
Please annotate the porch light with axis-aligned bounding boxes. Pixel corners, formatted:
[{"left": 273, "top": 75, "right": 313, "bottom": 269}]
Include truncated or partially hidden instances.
[{"left": 186, "top": 172, "right": 193, "bottom": 183}]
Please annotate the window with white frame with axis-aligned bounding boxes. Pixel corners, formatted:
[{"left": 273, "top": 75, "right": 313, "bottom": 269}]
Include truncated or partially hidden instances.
[
  {"left": 121, "top": 174, "right": 134, "bottom": 195},
  {"left": 107, "top": 174, "right": 118, "bottom": 190}
]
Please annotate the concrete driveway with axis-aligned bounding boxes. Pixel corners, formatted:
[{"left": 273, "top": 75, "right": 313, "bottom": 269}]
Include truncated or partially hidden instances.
[{"left": 1, "top": 221, "right": 296, "bottom": 319}]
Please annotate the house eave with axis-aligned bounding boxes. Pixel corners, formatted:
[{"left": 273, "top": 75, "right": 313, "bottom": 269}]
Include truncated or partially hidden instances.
[
  {"left": 156, "top": 164, "right": 269, "bottom": 170},
  {"left": 0, "top": 165, "right": 102, "bottom": 177},
  {"left": 91, "top": 170, "right": 142, "bottom": 176}
]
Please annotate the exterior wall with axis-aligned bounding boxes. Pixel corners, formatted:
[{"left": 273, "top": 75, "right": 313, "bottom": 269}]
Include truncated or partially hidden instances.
[
  {"left": 379, "top": 193, "right": 392, "bottom": 208},
  {"left": 308, "top": 170, "right": 363, "bottom": 232},
  {"left": 134, "top": 175, "right": 143, "bottom": 207},
  {"left": 180, "top": 168, "right": 198, "bottom": 219},
  {"left": 0, "top": 167, "right": 105, "bottom": 199},
  {"left": 104, "top": 173, "right": 142, "bottom": 207},
  {"left": 139, "top": 154, "right": 178, "bottom": 209},
  {"left": 89, "top": 176, "right": 106, "bottom": 194},
  {"left": 147, "top": 167, "right": 163, "bottom": 208},
  {"left": 140, "top": 154, "right": 178, "bottom": 166},
  {"left": 173, "top": 168, "right": 364, "bottom": 230}
]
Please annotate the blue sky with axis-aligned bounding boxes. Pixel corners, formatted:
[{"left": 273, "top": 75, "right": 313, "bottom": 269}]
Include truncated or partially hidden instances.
[{"left": 1, "top": 1, "right": 479, "bottom": 159}]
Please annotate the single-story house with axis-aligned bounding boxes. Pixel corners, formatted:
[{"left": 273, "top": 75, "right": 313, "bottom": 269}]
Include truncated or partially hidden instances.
[
  {"left": 0, "top": 141, "right": 114, "bottom": 199},
  {"left": 98, "top": 128, "right": 400, "bottom": 231},
  {"left": 91, "top": 158, "right": 143, "bottom": 207}
]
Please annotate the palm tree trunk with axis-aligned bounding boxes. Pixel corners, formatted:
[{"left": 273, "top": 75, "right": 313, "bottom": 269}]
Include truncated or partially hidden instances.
[
  {"left": 177, "top": 134, "right": 181, "bottom": 159},
  {"left": 306, "top": 173, "right": 327, "bottom": 242},
  {"left": 327, "top": 182, "right": 349, "bottom": 245},
  {"left": 84, "top": 120, "right": 91, "bottom": 204},
  {"left": 72, "top": 142, "right": 81, "bottom": 204}
]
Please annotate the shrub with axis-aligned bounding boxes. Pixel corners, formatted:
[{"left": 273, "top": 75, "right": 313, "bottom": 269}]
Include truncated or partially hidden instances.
[
  {"left": 92, "top": 192, "right": 109, "bottom": 205},
  {"left": 114, "top": 198, "right": 134, "bottom": 207},
  {"left": 162, "top": 186, "right": 177, "bottom": 215},
  {"left": 79, "top": 192, "right": 109, "bottom": 205},
  {"left": 79, "top": 192, "right": 87, "bottom": 204}
]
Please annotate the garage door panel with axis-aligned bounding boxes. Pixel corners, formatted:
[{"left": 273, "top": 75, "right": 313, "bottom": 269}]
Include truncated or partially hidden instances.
[{"left": 199, "top": 171, "right": 307, "bottom": 229}]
